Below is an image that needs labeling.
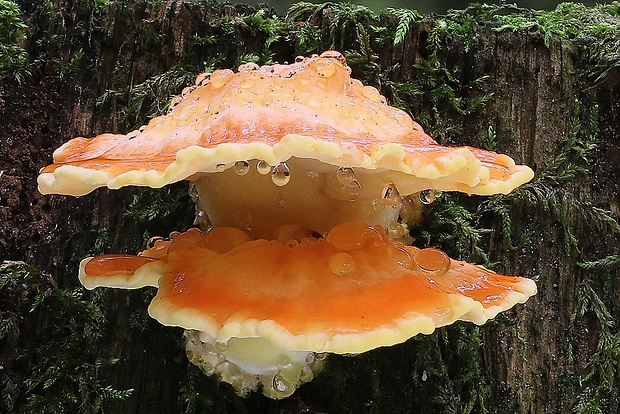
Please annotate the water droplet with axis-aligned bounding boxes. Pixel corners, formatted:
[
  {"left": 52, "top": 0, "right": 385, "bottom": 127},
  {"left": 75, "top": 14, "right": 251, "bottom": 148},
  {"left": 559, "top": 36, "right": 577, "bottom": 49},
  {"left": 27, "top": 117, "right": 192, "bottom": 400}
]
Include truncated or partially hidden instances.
[
  {"left": 195, "top": 72, "right": 211, "bottom": 86},
  {"left": 382, "top": 183, "right": 403, "bottom": 209},
  {"left": 341, "top": 180, "right": 361, "bottom": 201},
  {"left": 319, "top": 50, "right": 347, "bottom": 65},
  {"left": 422, "top": 370, "right": 428, "bottom": 381},
  {"left": 210, "top": 69, "right": 234, "bottom": 88},
  {"left": 327, "top": 222, "right": 381, "bottom": 251},
  {"left": 168, "top": 96, "right": 182, "bottom": 113},
  {"left": 420, "top": 189, "right": 441, "bottom": 205},
  {"left": 215, "top": 163, "right": 226, "bottom": 172},
  {"left": 315, "top": 59, "right": 336, "bottom": 77},
  {"left": 272, "top": 162, "right": 290, "bottom": 186},
  {"left": 181, "top": 86, "right": 194, "bottom": 99},
  {"left": 233, "top": 160, "right": 249, "bottom": 176},
  {"left": 305, "top": 353, "right": 315, "bottom": 364},
  {"left": 295, "top": 55, "right": 305, "bottom": 63},
  {"left": 336, "top": 166, "right": 356, "bottom": 185},
  {"left": 329, "top": 252, "right": 356, "bottom": 276},
  {"left": 214, "top": 341, "right": 228, "bottom": 353},
  {"left": 279, "top": 355, "right": 292, "bottom": 366},
  {"left": 169, "top": 231, "right": 181, "bottom": 239},
  {"left": 188, "top": 182, "right": 199, "bottom": 202},
  {"left": 307, "top": 171, "right": 320, "bottom": 179},
  {"left": 280, "top": 67, "right": 295, "bottom": 78},
  {"left": 386, "top": 221, "right": 404, "bottom": 239},
  {"left": 147, "top": 236, "right": 164, "bottom": 249},
  {"left": 415, "top": 248, "right": 451, "bottom": 276},
  {"left": 273, "top": 373, "right": 294, "bottom": 394},
  {"left": 361, "top": 85, "right": 381, "bottom": 102},
  {"left": 235, "top": 205, "right": 252, "bottom": 228},
  {"left": 238, "top": 62, "right": 260, "bottom": 72},
  {"left": 391, "top": 246, "right": 414, "bottom": 269},
  {"left": 372, "top": 198, "right": 386, "bottom": 212},
  {"left": 257, "top": 160, "right": 271, "bottom": 175}
]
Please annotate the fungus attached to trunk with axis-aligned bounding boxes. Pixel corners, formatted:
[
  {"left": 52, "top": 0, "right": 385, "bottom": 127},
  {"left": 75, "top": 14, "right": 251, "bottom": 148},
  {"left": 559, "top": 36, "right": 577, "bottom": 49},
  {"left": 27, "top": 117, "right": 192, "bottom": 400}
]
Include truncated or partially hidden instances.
[{"left": 39, "top": 51, "right": 537, "bottom": 398}]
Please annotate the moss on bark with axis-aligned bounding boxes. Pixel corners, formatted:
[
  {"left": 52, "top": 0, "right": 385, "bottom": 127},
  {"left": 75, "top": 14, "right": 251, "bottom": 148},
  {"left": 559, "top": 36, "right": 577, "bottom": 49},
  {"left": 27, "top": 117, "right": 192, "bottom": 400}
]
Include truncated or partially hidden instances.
[{"left": 1, "top": 1, "right": 618, "bottom": 412}]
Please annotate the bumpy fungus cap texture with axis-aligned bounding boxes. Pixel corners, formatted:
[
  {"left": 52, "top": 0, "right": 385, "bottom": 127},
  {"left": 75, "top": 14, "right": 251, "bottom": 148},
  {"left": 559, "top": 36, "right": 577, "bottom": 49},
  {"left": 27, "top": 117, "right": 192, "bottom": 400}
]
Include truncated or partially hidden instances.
[
  {"left": 38, "top": 51, "right": 533, "bottom": 198},
  {"left": 81, "top": 222, "right": 537, "bottom": 354}
]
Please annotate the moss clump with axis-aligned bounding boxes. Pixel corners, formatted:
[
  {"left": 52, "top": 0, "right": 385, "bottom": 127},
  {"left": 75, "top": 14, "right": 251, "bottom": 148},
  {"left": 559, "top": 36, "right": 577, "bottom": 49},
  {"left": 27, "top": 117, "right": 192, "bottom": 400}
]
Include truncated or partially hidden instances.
[
  {"left": 0, "top": 261, "right": 133, "bottom": 413},
  {"left": 0, "top": 0, "right": 29, "bottom": 83},
  {"left": 490, "top": 2, "right": 620, "bottom": 81}
]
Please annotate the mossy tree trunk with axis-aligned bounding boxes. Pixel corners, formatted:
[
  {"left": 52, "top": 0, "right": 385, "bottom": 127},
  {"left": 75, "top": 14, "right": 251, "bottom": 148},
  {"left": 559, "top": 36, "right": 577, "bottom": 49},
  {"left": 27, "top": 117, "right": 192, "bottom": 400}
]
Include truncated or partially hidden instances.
[{"left": 1, "top": 1, "right": 618, "bottom": 413}]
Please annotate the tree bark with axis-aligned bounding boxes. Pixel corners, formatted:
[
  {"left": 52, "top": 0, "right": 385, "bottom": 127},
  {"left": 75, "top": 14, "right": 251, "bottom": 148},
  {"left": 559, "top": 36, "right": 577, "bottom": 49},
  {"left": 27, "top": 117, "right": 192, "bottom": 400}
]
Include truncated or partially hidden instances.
[{"left": 1, "top": 1, "right": 618, "bottom": 413}]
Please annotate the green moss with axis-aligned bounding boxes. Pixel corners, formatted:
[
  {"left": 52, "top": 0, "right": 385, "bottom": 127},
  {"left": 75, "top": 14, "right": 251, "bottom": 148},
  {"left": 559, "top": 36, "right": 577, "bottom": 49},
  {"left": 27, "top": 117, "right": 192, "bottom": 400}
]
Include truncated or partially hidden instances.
[
  {"left": 0, "top": 261, "right": 132, "bottom": 413},
  {"left": 24, "top": 1, "right": 619, "bottom": 412},
  {"left": 96, "top": 69, "right": 196, "bottom": 131},
  {"left": 0, "top": 0, "right": 29, "bottom": 83},
  {"left": 492, "top": 2, "right": 620, "bottom": 81}
]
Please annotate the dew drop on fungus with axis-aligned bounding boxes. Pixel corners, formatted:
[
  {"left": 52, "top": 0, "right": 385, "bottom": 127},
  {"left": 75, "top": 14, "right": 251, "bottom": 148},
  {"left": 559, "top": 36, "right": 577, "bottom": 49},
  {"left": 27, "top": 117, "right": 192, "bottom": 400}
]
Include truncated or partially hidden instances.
[
  {"left": 319, "top": 50, "right": 347, "bottom": 65},
  {"left": 181, "top": 86, "right": 193, "bottom": 99},
  {"left": 381, "top": 183, "right": 403, "bottom": 209},
  {"left": 372, "top": 198, "right": 386, "bottom": 212},
  {"left": 272, "top": 162, "right": 291, "bottom": 186},
  {"left": 195, "top": 72, "right": 211, "bottom": 86},
  {"left": 392, "top": 246, "right": 414, "bottom": 269},
  {"left": 279, "top": 354, "right": 292, "bottom": 366},
  {"left": 210, "top": 69, "right": 234, "bottom": 88},
  {"left": 238, "top": 62, "right": 259, "bottom": 72},
  {"left": 315, "top": 59, "right": 336, "bottom": 77},
  {"left": 327, "top": 222, "right": 381, "bottom": 251},
  {"left": 420, "top": 189, "right": 441, "bottom": 204},
  {"left": 188, "top": 182, "right": 199, "bottom": 202},
  {"left": 147, "top": 236, "right": 164, "bottom": 248},
  {"left": 169, "top": 231, "right": 181, "bottom": 239},
  {"left": 168, "top": 96, "right": 182, "bottom": 113},
  {"left": 257, "top": 160, "right": 271, "bottom": 175},
  {"left": 273, "top": 373, "right": 294, "bottom": 394},
  {"left": 295, "top": 55, "right": 305, "bottom": 63},
  {"left": 328, "top": 252, "right": 356, "bottom": 276},
  {"left": 336, "top": 166, "right": 356, "bottom": 185},
  {"left": 386, "top": 221, "right": 404, "bottom": 239},
  {"left": 215, "top": 163, "right": 226, "bottom": 172},
  {"left": 235, "top": 205, "right": 252, "bottom": 228},
  {"left": 233, "top": 160, "right": 250, "bottom": 175},
  {"left": 214, "top": 341, "right": 228, "bottom": 353},
  {"left": 341, "top": 180, "right": 361, "bottom": 201},
  {"left": 415, "top": 248, "right": 451, "bottom": 276}
]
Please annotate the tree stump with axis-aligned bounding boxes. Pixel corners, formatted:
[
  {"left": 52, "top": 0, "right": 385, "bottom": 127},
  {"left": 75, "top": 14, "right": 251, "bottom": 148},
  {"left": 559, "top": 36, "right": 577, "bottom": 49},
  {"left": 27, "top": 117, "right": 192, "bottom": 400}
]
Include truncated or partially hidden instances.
[{"left": 1, "top": 1, "right": 618, "bottom": 413}]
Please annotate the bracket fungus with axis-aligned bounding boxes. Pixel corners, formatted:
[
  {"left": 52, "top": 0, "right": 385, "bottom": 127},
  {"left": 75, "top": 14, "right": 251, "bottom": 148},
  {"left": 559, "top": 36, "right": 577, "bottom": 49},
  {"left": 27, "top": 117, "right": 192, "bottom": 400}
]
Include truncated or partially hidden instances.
[{"left": 39, "top": 51, "right": 537, "bottom": 399}]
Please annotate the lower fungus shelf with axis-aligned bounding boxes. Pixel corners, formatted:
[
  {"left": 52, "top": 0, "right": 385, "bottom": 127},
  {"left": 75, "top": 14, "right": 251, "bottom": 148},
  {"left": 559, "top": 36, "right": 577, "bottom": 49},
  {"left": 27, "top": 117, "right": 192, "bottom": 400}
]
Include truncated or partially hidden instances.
[{"left": 78, "top": 221, "right": 536, "bottom": 399}]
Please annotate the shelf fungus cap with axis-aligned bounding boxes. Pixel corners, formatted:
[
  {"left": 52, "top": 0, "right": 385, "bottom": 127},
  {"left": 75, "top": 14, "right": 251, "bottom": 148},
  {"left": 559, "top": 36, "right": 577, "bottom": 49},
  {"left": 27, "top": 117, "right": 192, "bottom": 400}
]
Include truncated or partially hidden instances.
[
  {"left": 38, "top": 51, "right": 533, "bottom": 198},
  {"left": 80, "top": 222, "right": 537, "bottom": 354}
]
